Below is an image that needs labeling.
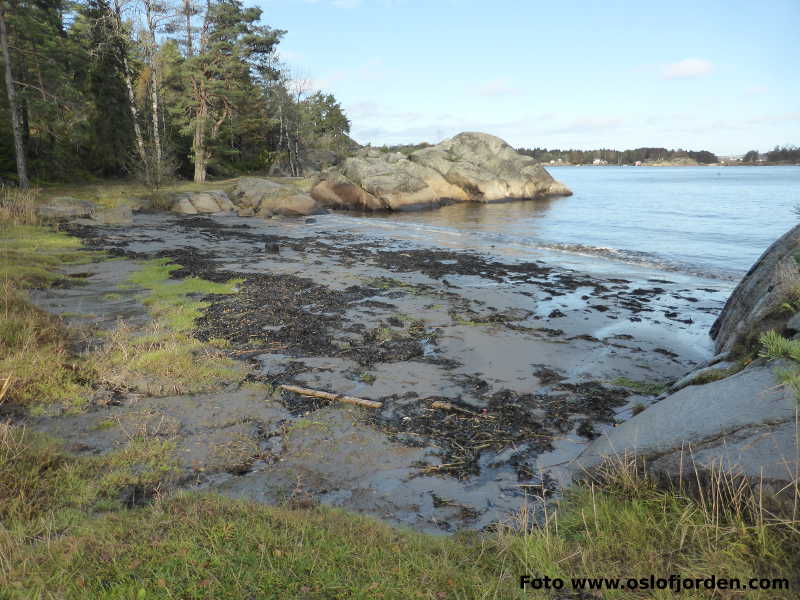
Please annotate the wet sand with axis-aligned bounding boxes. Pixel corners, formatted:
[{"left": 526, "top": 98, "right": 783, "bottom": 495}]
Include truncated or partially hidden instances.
[{"left": 26, "top": 212, "right": 731, "bottom": 533}]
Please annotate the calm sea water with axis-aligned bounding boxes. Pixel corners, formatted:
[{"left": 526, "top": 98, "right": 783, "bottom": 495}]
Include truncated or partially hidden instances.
[{"left": 330, "top": 166, "right": 800, "bottom": 281}]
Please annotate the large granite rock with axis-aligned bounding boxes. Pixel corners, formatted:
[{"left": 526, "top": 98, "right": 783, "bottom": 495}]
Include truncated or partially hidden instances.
[
  {"left": 231, "top": 178, "right": 326, "bottom": 217},
  {"left": 310, "top": 132, "right": 572, "bottom": 211},
  {"left": 571, "top": 361, "right": 798, "bottom": 483},
  {"left": 170, "top": 190, "right": 234, "bottom": 215},
  {"left": 711, "top": 223, "right": 800, "bottom": 354},
  {"left": 37, "top": 197, "right": 96, "bottom": 220}
]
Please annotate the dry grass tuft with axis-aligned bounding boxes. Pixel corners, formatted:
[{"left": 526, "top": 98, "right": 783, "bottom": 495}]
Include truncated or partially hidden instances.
[
  {"left": 0, "top": 186, "right": 39, "bottom": 226},
  {"left": 496, "top": 447, "right": 800, "bottom": 598}
]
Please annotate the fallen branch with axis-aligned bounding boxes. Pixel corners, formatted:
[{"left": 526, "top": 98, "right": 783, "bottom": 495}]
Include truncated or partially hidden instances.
[
  {"left": 430, "top": 400, "right": 477, "bottom": 415},
  {"left": 278, "top": 384, "right": 382, "bottom": 409}
]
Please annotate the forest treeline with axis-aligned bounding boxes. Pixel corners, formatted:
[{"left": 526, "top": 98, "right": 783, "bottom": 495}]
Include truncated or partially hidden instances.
[
  {"left": 743, "top": 146, "right": 800, "bottom": 164},
  {"left": 0, "top": 0, "right": 353, "bottom": 187},
  {"left": 516, "top": 147, "right": 719, "bottom": 165}
]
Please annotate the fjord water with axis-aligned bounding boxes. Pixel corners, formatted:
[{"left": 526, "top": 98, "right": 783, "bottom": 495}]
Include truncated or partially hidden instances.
[{"left": 337, "top": 166, "right": 799, "bottom": 281}]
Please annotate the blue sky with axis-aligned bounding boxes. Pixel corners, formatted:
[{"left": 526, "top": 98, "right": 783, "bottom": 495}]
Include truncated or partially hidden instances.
[{"left": 257, "top": 0, "right": 799, "bottom": 154}]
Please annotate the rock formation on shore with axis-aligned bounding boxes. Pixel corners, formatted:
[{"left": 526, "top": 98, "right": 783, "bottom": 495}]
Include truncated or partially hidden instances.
[
  {"left": 230, "top": 178, "right": 325, "bottom": 217},
  {"left": 311, "top": 132, "right": 572, "bottom": 211},
  {"left": 169, "top": 180, "right": 326, "bottom": 218},
  {"left": 710, "top": 223, "right": 800, "bottom": 354},
  {"left": 572, "top": 223, "right": 800, "bottom": 493}
]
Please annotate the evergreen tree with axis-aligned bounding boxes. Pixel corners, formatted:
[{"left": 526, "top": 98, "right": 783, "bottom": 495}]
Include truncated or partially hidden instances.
[{"left": 184, "top": 0, "right": 283, "bottom": 182}]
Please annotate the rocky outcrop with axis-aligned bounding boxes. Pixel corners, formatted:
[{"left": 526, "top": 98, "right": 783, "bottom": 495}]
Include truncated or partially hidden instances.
[
  {"left": 40, "top": 198, "right": 134, "bottom": 225},
  {"left": 230, "top": 178, "right": 326, "bottom": 217},
  {"left": 170, "top": 190, "right": 235, "bottom": 215},
  {"left": 310, "top": 132, "right": 572, "bottom": 211},
  {"left": 572, "top": 361, "right": 798, "bottom": 483},
  {"left": 710, "top": 224, "right": 800, "bottom": 354},
  {"left": 37, "top": 197, "right": 96, "bottom": 220},
  {"left": 572, "top": 224, "right": 800, "bottom": 490}
]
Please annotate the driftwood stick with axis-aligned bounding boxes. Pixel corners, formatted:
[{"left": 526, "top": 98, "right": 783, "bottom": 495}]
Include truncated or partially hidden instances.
[
  {"left": 430, "top": 400, "right": 476, "bottom": 415},
  {"left": 278, "top": 384, "right": 383, "bottom": 409}
]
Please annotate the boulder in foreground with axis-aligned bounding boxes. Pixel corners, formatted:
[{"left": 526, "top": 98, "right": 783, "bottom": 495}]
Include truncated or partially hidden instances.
[
  {"left": 571, "top": 361, "right": 798, "bottom": 484},
  {"left": 711, "top": 223, "right": 800, "bottom": 354},
  {"left": 311, "top": 132, "right": 572, "bottom": 211},
  {"left": 572, "top": 223, "right": 800, "bottom": 495}
]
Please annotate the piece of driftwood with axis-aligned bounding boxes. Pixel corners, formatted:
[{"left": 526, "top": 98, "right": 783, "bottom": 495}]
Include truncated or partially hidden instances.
[
  {"left": 278, "top": 384, "right": 383, "bottom": 409},
  {"left": 430, "top": 400, "right": 475, "bottom": 414}
]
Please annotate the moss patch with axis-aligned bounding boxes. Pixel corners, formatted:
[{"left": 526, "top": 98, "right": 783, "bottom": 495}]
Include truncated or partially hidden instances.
[
  {"left": 91, "top": 259, "right": 246, "bottom": 395},
  {"left": 610, "top": 377, "right": 667, "bottom": 396},
  {"left": 0, "top": 224, "right": 100, "bottom": 287}
]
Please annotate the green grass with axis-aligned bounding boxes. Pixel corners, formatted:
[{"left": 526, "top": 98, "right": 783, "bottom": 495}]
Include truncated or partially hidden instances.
[
  {"left": 0, "top": 224, "right": 100, "bottom": 286},
  {"left": 91, "top": 259, "right": 246, "bottom": 395},
  {"left": 760, "top": 330, "right": 800, "bottom": 402},
  {"left": 0, "top": 223, "right": 243, "bottom": 407},
  {"left": 611, "top": 377, "right": 668, "bottom": 395},
  {"left": 38, "top": 178, "right": 241, "bottom": 210},
  {"left": 760, "top": 330, "right": 800, "bottom": 362},
  {"left": 1, "top": 427, "right": 797, "bottom": 599},
  {"left": 688, "top": 362, "right": 747, "bottom": 386},
  {"left": 0, "top": 222, "right": 98, "bottom": 409},
  {"left": 123, "top": 258, "right": 242, "bottom": 333}
]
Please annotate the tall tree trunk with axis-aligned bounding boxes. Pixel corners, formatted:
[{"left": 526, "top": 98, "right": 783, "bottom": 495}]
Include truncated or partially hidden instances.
[
  {"left": 0, "top": 1, "right": 29, "bottom": 188},
  {"left": 149, "top": 68, "right": 161, "bottom": 171},
  {"left": 143, "top": 0, "right": 162, "bottom": 182},
  {"left": 183, "top": 0, "right": 192, "bottom": 57},
  {"left": 193, "top": 85, "right": 207, "bottom": 183},
  {"left": 121, "top": 53, "right": 146, "bottom": 160},
  {"left": 111, "top": 0, "right": 146, "bottom": 161},
  {"left": 191, "top": 0, "right": 209, "bottom": 183}
]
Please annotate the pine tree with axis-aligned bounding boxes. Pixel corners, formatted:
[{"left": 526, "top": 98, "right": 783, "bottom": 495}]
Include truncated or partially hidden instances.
[{"left": 185, "top": 0, "right": 283, "bottom": 182}]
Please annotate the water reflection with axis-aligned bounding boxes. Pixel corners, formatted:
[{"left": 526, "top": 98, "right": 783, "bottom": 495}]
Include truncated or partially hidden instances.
[{"left": 359, "top": 196, "right": 559, "bottom": 234}]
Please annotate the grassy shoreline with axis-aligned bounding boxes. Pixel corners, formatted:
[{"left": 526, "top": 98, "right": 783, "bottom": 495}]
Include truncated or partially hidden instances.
[{"left": 1, "top": 188, "right": 798, "bottom": 598}]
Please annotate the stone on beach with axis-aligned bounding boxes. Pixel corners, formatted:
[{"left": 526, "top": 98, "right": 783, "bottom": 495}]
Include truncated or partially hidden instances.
[
  {"left": 171, "top": 190, "right": 234, "bottom": 215},
  {"left": 231, "top": 177, "right": 326, "bottom": 217}
]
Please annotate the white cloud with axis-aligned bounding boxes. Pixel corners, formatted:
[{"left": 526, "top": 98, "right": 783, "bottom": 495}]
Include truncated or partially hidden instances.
[
  {"left": 662, "top": 58, "right": 713, "bottom": 80},
  {"left": 474, "top": 77, "right": 522, "bottom": 98}
]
